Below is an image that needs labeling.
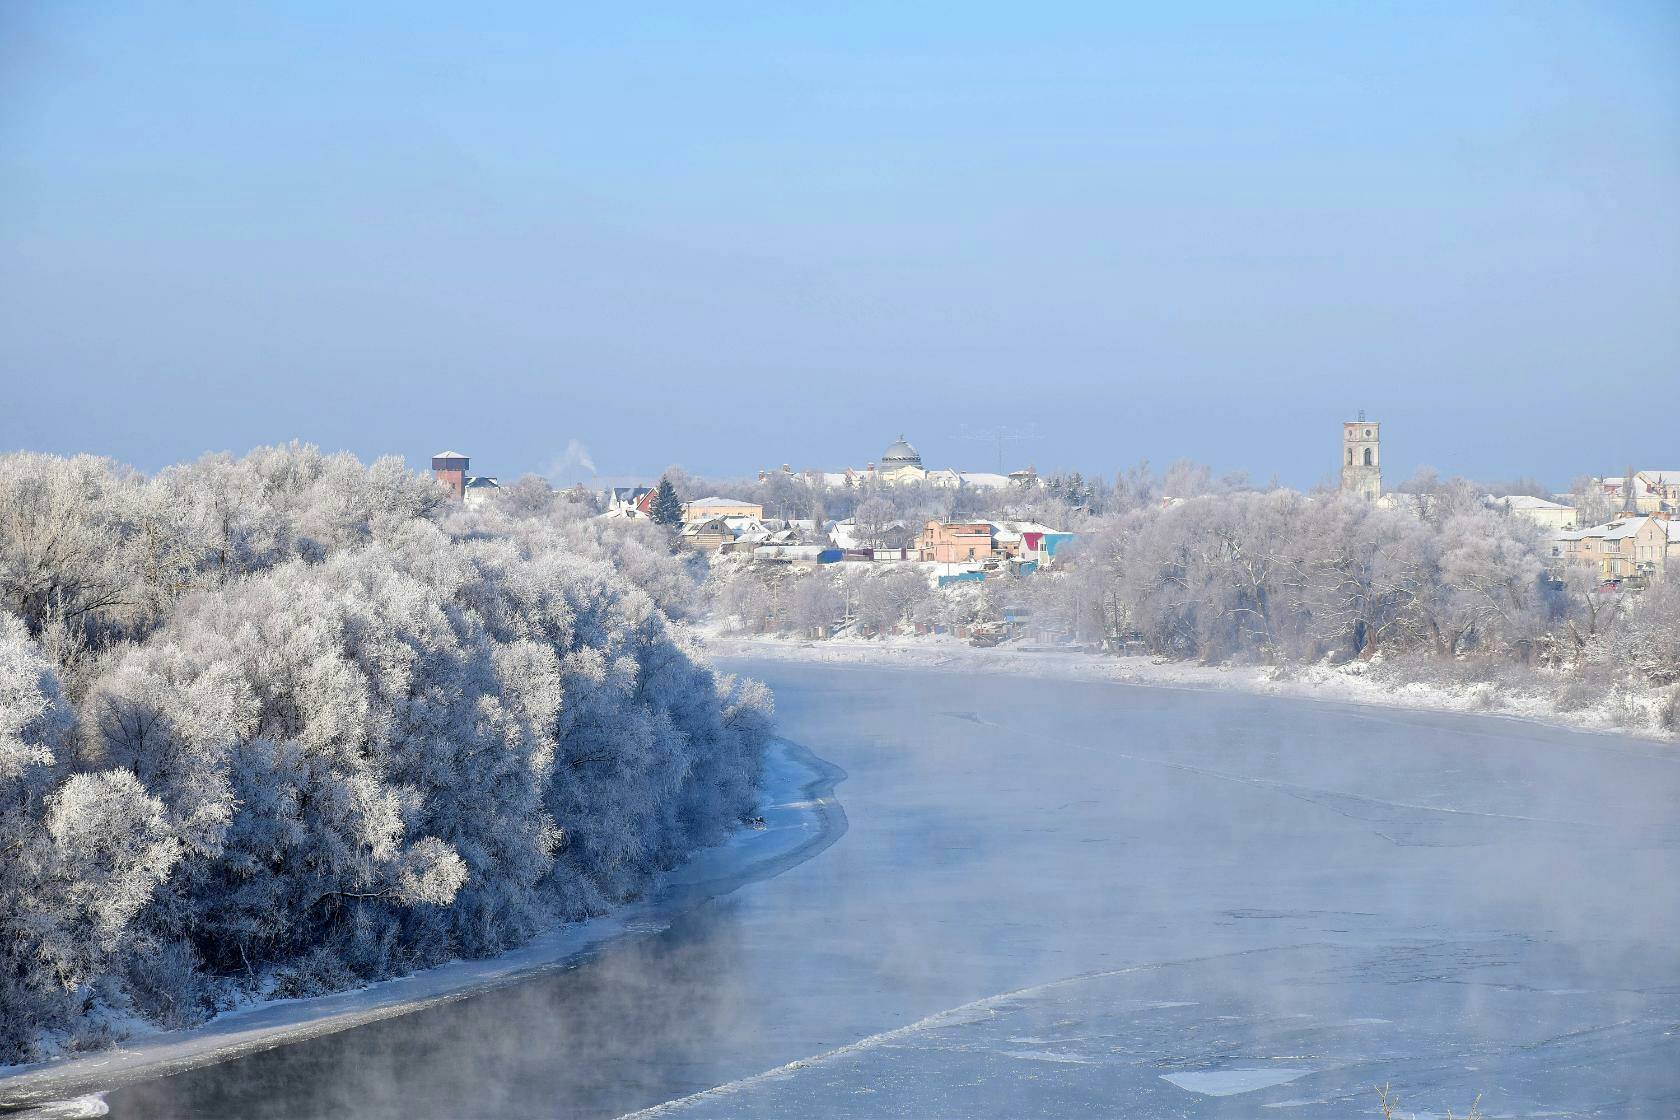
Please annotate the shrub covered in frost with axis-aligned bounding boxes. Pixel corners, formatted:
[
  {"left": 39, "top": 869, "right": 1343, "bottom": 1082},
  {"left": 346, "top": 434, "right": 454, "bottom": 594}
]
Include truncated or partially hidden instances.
[{"left": 0, "top": 448, "right": 769, "bottom": 1063}]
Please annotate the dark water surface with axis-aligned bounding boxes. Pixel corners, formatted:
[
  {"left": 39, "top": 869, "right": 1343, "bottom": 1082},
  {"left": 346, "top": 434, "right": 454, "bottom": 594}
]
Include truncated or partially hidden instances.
[{"left": 103, "top": 661, "right": 1680, "bottom": 1118}]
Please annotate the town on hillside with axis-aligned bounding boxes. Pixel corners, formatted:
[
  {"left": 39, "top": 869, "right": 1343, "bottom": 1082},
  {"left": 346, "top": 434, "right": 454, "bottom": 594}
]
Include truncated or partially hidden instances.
[{"left": 432, "top": 421, "right": 1680, "bottom": 594}]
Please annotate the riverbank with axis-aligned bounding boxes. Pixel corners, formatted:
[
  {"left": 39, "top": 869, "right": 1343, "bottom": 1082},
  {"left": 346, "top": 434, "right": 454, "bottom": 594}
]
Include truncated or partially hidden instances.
[
  {"left": 0, "top": 740, "right": 847, "bottom": 1115},
  {"left": 705, "top": 634, "right": 1677, "bottom": 743}
]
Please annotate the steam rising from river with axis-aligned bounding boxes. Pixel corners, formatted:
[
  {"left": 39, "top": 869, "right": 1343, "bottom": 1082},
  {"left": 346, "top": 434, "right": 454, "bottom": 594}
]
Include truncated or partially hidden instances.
[{"left": 102, "top": 664, "right": 1680, "bottom": 1117}]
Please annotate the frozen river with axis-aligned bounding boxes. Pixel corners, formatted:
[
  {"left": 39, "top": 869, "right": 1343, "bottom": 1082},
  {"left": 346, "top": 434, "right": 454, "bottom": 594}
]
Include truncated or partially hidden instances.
[{"left": 97, "top": 659, "right": 1680, "bottom": 1118}]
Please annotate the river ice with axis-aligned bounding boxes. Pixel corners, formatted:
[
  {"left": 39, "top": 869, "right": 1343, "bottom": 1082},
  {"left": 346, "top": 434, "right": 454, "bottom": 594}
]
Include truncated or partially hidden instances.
[
  {"left": 1160, "top": 1068, "right": 1312, "bottom": 1096},
  {"left": 89, "top": 659, "right": 1680, "bottom": 1118}
]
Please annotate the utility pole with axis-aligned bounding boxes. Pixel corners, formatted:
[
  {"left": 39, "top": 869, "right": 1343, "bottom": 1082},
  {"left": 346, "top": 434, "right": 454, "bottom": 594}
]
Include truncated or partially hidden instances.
[{"left": 954, "top": 424, "right": 1041, "bottom": 474}]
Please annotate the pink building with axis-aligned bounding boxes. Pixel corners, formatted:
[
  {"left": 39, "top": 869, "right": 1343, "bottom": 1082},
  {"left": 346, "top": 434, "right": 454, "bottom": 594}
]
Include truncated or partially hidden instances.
[{"left": 921, "top": 520, "right": 996, "bottom": 564}]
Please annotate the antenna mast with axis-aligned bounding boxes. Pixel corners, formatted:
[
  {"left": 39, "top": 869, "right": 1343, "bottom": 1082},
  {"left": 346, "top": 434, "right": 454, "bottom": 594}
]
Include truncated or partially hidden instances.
[{"left": 954, "top": 424, "right": 1041, "bottom": 474}]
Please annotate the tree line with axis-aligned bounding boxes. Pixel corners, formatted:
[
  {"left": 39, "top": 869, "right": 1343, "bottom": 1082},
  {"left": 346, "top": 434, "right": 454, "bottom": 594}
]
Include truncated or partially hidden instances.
[{"left": 705, "top": 482, "right": 1678, "bottom": 731}]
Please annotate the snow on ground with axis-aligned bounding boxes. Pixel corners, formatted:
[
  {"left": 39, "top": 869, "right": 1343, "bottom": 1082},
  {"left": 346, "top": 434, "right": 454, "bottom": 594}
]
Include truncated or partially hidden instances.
[
  {"left": 0, "top": 740, "right": 846, "bottom": 1114},
  {"left": 704, "top": 634, "right": 1677, "bottom": 743}
]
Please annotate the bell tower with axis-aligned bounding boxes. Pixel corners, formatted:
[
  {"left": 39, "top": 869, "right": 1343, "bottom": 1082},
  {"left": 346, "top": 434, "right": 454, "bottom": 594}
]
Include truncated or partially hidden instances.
[{"left": 1340, "top": 413, "right": 1381, "bottom": 500}]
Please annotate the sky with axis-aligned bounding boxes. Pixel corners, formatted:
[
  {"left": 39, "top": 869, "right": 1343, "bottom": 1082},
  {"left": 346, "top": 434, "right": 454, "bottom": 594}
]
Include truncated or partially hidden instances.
[{"left": 2, "top": 2, "right": 1677, "bottom": 490}]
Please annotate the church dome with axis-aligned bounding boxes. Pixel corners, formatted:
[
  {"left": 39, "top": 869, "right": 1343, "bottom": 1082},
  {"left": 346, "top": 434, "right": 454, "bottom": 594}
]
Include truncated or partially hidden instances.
[{"left": 881, "top": 435, "right": 922, "bottom": 468}]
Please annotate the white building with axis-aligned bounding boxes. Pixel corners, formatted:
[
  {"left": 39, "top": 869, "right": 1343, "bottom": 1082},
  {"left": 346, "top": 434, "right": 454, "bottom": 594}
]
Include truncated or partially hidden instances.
[
  {"left": 767, "top": 436, "right": 1039, "bottom": 493},
  {"left": 1489, "top": 494, "right": 1577, "bottom": 531},
  {"left": 462, "top": 475, "right": 501, "bottom": 508}
]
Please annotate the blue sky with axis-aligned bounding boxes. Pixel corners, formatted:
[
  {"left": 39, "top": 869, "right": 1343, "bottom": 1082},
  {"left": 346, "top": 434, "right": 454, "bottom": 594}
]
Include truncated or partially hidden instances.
[{"left": 3, "top": 2, "right": 1676, "bottom": 488}]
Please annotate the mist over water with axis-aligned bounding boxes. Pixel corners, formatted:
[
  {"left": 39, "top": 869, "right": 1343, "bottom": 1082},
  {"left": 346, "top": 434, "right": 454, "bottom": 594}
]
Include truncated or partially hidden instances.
[{"left": 102, "top": 663, "right": 1680, "bottom": 1118}]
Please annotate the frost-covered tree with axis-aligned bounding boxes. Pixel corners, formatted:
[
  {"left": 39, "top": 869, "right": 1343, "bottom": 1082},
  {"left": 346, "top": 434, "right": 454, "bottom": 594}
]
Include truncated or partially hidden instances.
[
  {"left": 1021, "top": 487, "right": 1583, "bottom": 671},
  {"left": 788, "top": 573, "right": 844, "bottom": 637},
  {"left": 852, "top": 497, "right": 898, "bottom": 550},
  {"left": 493, "top": 474, "right": 560, "bottom": 519},
  {"left": 1615, "top": 575, "right": 1680, "bottom": 685},
  {"left": 0, "top": 444, "right": 444, "bottom": 691},
  {"left": 0, "top": 454, "right": 139, "bottom": 671},
  {"left": 0, "top": 617, "right": 181, "bottom": 1061},
  {"left": 0, "top": 447, "right": 770, "bottom": 1060}
]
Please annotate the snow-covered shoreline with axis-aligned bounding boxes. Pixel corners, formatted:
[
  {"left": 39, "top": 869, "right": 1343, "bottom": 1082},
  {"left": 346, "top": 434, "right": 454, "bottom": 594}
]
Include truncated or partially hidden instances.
[
  {"left": 707, "top": 635, "right": 1678, "bottom": 745},
  {"left": 0, "top": 740, "right": 847, "bottom": 1114}
]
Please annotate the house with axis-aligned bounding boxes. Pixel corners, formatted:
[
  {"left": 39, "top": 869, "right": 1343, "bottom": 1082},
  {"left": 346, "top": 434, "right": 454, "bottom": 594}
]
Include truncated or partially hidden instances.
[
  {"left": 1019, "top": 529, "right": 1076, "bottom": 568},
  {"left": 462, "top": 475, "right": 501, "bottom": 508},
  {"left": 690, "top": 513, "right": 802, "bottom": 554},
  {"left": 1637, "top": 471, "right": 1680, "bottom": 512},
  {"left": 683, "top": 496, "right": 763, "bottom": 522},
  {"left": 988, "top": 520, "right": 1055, "bottom": 560},
  {"left": 748, "top": 519, "right": 822, "bottom": 550},
  {"left": 921, "top": 520, "right": 997, "bottom": 564},
  {"left": 679, "top": 516, "right": 734, "bottom": 552},
  {"left": 1558, "top": 514, "right": 1669, "bottom": 582},
  {"left": 1598, "top": 472, "right": 1680, "bottom": 515},
  {"left": 607, "top": 486, "right": 655, "bottom": 515},
  {"left": 1489, "top": 494, "right": 1577, "bottom": 531},
  {"left": 720, "top": 515, "right": 773, "bottom": 552}
]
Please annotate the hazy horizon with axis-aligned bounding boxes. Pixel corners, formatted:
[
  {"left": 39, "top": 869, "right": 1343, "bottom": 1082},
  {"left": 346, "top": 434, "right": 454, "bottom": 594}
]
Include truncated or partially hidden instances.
[{"left": 4, "top": 3, "right": 1677, "bottom": 489}]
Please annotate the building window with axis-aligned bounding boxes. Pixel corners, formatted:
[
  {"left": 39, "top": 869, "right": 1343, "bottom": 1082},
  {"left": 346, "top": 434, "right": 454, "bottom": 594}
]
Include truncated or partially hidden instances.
[{"left": 1363, "top": 448, "right": 1373, "bottom": 466}]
